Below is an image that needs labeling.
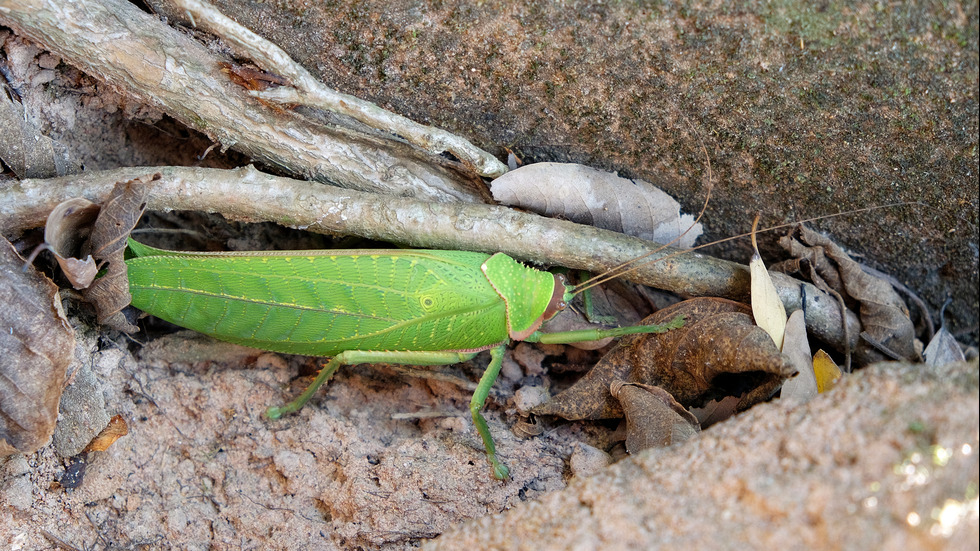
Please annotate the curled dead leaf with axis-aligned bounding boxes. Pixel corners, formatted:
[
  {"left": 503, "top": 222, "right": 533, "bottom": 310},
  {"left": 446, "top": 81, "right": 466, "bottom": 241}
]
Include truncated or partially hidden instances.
[
  {"left": 610, "top": 381, "right": 699, "bottom": 453},
  {"left": 82, "top": 175, "right": 155, "bottom": 332},
  {"left": 42, "top": 197, "right": 102, "bottom": 289},
  {"left": 532, "top": 297, "right": 797, "bottom": 421}
]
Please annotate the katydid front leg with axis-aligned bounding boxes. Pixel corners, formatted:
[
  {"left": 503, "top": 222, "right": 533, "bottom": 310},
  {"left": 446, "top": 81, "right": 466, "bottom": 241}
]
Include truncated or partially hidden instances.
[{"left": 527, "top": 314, "right": 686, "bottom": 345}]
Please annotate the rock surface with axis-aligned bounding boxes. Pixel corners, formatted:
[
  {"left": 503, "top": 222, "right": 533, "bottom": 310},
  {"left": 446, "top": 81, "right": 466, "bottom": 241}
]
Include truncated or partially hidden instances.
[{"left": 427, "top": 360, "right": 980, "bottom": 551}]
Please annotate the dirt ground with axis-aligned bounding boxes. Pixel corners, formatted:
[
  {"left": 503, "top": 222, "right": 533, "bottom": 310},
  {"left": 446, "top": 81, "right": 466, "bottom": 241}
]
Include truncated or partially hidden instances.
[{"left": 1, "top": 1, "right": 978, "bottom": 550}]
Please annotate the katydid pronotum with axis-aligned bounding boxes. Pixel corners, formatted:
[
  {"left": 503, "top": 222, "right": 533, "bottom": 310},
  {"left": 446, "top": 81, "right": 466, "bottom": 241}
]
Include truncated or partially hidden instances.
[{"left": 125, "top": 239, "right": 685, "bottom": 479}]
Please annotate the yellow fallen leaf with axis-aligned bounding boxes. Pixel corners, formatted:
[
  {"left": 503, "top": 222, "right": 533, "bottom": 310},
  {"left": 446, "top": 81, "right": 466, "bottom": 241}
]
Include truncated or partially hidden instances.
[
  {"left": 813, "top": 349, "right": 842, "bottom": 393},
  {"left": 749, "top": 215, "right": 787, "bottom": 349}
]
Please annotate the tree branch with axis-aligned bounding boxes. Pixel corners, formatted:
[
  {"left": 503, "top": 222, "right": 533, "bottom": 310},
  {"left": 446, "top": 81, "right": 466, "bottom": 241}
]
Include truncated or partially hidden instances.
[
  {"left": 3, "top": 165, "right": 862, "bottom": 355},
  {"left": 0, "top": 0, "right": 490, "bottom": 202}
]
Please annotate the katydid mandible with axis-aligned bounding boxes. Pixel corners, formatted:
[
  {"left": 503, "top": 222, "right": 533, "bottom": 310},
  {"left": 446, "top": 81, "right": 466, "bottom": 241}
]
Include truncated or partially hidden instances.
[{"left": 125, "top": 239, "right": 684, "bottom": 479}]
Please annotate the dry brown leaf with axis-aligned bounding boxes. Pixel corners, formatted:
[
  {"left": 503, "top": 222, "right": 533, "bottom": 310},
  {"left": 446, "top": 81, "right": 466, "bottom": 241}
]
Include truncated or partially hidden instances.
[
  {"left": 0, "top": 237, "right": 75, "bottom": 458},
  {"left": 82, "top": 176, "right": 154, "bottom": 332},
  {"left": 532, "top": 297, "right": 797, "bottom": 421},
  {"left": 778, "top": 225, "right": 915, "bottom": 362},
  {"left": 610, "top": 381, "right": 699, "bottom": 453},
  {"left": 490, "top": 163, "right": 702, "bottom": 247},
  {"left": 82, "top": 414, "right": 129, "bottom": 453},
  {"left": 0, "top": 81, "right": 79, "bottom": 178}
]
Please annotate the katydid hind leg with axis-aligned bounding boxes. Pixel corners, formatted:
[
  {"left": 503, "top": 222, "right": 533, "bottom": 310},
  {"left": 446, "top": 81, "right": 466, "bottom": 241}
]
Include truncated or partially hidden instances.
[
  {"left": 266, "top": 355, "right": 344, "bottom": 419},
  {"left": 265, "top": 349, "right": 478, "bottom": 419}
]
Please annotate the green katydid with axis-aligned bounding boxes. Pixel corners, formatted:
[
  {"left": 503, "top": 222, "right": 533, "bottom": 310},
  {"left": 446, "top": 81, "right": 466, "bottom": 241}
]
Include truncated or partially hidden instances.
[{"left": 124, "top": 239, "right": 685, "bottom": 479}]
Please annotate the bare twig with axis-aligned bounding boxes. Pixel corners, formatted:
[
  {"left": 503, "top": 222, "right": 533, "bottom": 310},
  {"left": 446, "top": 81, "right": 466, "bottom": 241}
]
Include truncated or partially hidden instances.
[
  {"left": 171, "top": 0, "right": 507, "bottom": 179},
  {"left": 3, "top": 165, "right": 862, "bottom": 355},
  {"left": 0, "top": 0, "right": 488, "bottom": 203}
]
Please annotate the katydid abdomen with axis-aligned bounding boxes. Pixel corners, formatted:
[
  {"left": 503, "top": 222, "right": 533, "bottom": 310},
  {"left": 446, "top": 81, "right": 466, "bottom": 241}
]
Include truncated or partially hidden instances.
[
  {"left": 128, "top": 248, "right": 525, "bottom": 356},
  {"left": 125, "top": 239, "right": 680, "bottom": 479}
]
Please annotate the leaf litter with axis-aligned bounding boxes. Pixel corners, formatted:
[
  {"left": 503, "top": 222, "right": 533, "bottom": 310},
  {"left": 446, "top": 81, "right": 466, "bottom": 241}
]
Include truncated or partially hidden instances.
[
  {"left": 534, "top": 215, "right": 931, "bottom": 457},
  {"left": 775, "top": 224, "right": 917, "bottom": 364},
  {"left": 3, "top": 174, "right": 156, "bottom": 460},
  {"left": 610, "top": 381, "right": 699, "bottom": 453},
  {"left": 39, "top": 174, "right": 156, "bottom": 333}
]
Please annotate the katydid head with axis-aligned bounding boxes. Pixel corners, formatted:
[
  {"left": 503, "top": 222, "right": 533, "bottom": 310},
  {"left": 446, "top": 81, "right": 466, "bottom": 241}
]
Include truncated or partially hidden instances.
[{"left": 542, "top": 273, "right": 573, "bottom": 321}]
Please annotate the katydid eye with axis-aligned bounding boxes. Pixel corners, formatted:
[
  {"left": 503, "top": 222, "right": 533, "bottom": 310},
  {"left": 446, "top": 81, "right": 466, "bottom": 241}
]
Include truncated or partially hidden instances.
[{"left": 420, "top": 296, "right": 436, "bottom": 310}]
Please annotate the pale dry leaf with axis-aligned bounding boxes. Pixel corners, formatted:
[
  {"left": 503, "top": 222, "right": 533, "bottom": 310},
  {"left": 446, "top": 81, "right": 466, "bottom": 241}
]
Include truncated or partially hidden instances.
[
  {"left": 779, "top": 309, "right": 818, "bottom": 405},
  {"left": 490, "top": 162, "right": 702, "bottom": 247},
  {"left": 750, "top": 218, "right": 787, "bottom": 349},
  {"left": 923, "top": 327, "right": 965, "bottom": 367}
]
